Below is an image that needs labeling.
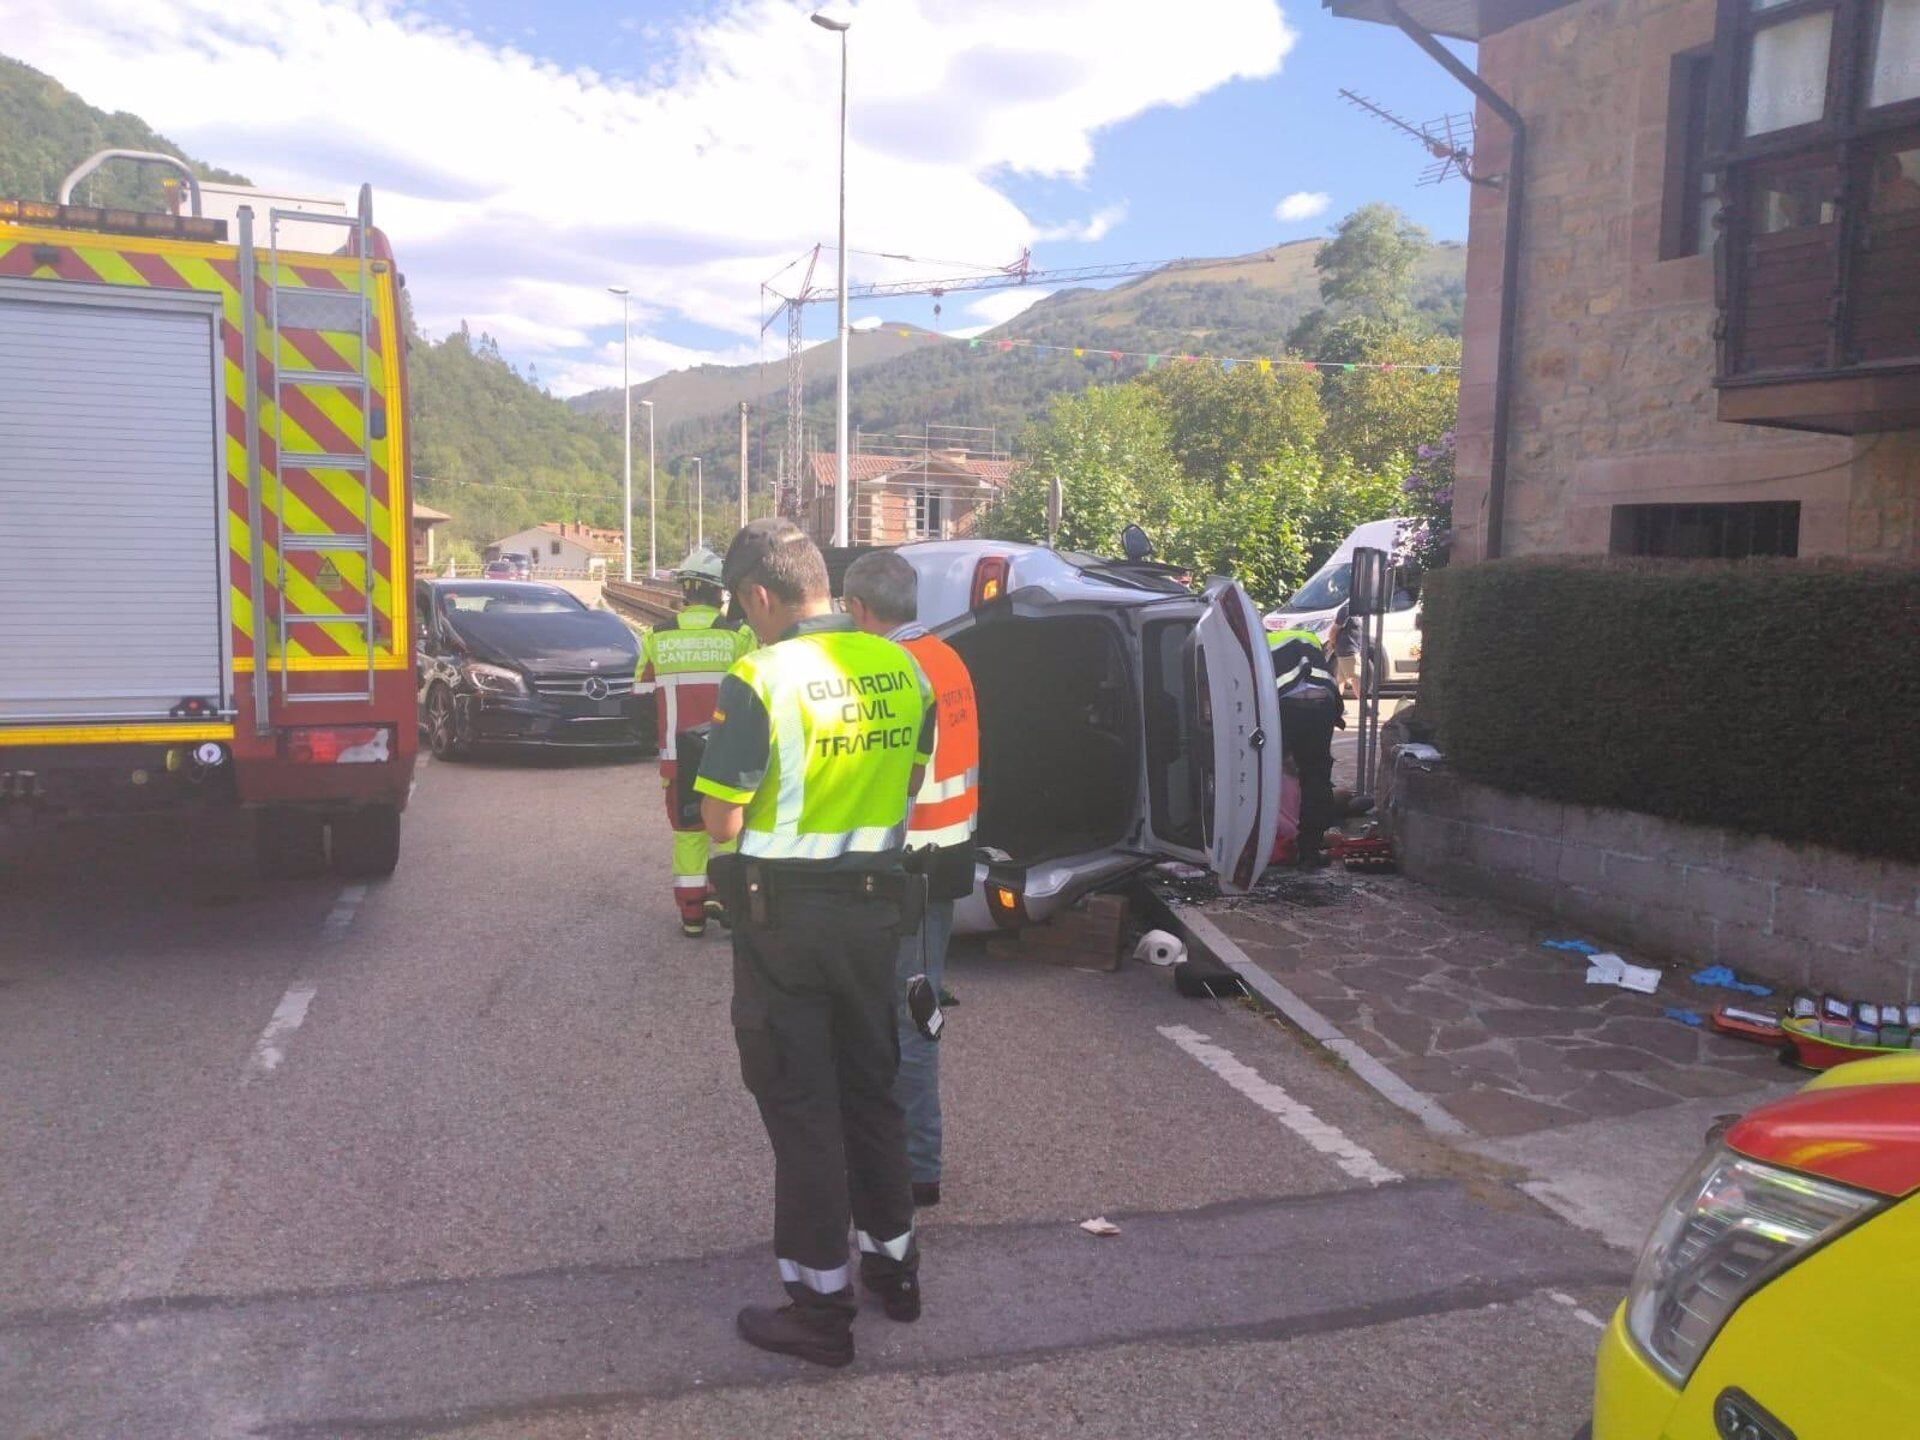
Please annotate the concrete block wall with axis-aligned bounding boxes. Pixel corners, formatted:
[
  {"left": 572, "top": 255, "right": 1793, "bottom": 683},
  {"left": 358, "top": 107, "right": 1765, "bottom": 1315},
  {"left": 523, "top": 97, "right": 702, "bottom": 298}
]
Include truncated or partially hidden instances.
[{"left": 1392, "top": 764, "right": 1920, "bottom": 1000}]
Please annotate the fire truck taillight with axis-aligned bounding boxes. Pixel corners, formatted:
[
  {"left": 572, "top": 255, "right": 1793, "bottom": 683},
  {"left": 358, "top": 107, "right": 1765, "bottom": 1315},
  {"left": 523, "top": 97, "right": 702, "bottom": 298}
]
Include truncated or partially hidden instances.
[
  {"left": 0, "top": 199, "right": 228, "bottom": 243},
  {"left": 282, "top": 727, "right": 392, "bottom": 765}
]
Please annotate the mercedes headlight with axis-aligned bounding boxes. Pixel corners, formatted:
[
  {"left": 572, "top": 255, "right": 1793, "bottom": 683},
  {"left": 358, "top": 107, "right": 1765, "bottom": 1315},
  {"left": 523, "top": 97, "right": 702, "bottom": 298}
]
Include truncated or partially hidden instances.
[
  {"left": 1624, "top": 1145, "right": 1880, "bottom": 1384},
  {"left": 465, "top": 660, "right": 527, "bottom": 696}
]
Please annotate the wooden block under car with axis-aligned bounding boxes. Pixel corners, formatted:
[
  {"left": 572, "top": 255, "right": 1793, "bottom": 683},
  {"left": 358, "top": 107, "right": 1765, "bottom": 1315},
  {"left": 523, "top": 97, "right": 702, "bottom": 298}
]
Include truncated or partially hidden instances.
[{"left": 984, "top": 894, "right": 1126, "bottom": 971}]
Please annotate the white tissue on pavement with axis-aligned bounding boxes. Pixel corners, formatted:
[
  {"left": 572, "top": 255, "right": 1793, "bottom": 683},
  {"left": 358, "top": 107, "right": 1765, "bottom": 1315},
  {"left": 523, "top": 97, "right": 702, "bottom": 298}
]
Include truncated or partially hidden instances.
[{"left": 1584, "top": 952, "right": 1662, "bottom": 994}]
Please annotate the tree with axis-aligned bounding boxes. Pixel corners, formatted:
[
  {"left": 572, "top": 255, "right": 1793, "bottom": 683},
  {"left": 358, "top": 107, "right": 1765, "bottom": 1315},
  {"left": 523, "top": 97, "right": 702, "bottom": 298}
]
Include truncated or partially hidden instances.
[
  {"left": 1314, "top": 203, "right": 1430, "bottom": 320},
  {"left": 1139, "top": 361, "right": 1322, "bottom": 495},
  {"left": 989, "top": 386, "right": 1182, "bottom": 555},
  {"left": 1314, "top": 315, "right": 1461, "bottom": 476}
]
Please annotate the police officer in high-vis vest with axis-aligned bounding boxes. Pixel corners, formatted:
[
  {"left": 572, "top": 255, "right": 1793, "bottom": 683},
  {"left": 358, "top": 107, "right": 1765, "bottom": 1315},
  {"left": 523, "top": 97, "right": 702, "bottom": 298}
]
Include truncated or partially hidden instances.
[
  {"left": 843, "top": 549, "right": 977, "bottom": 1209},
  {"left": 1268, "top": 624, "right": 1344, "bottom": 867},
  {"left": 639, "top": 547, "right": 756, "bottom": 937},
  {"left": 696, "top": 520, "right": 933, "bottom": 1368}
]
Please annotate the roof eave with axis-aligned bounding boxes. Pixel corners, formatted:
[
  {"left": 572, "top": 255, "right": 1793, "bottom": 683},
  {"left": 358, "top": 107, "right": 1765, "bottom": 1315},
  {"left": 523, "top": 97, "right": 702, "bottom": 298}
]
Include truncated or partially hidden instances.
[{"left": 1324, "top": 0, "right": 1578, "bottom": 43}]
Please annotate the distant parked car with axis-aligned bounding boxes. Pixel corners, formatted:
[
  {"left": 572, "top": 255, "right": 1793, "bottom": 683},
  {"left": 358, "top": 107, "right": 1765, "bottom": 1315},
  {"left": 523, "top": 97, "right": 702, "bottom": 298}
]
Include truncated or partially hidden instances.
[
  {"left": 483, "top": 552, "right": 531, "bottom": 581},
  {"left": 413, "top": 580, "right": 644, "bottom": 757},
  {"left": 895, "top": 537, "right": 1288, "bottom": 933}
]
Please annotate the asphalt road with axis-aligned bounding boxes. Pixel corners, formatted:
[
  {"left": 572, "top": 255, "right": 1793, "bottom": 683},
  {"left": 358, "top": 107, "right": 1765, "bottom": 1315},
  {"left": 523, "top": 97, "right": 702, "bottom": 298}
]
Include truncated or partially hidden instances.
[{"left": 0, "top": 748, "right": 1625, "bottom": 1438}]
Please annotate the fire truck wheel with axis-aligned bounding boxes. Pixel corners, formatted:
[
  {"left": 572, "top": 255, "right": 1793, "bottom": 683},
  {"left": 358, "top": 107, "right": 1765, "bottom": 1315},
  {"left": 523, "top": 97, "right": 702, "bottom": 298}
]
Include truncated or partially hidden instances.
[
  {"left": 330, "top": 805, "right": 400, "bottom": 879},
  {"left": 255, "top": 807, "right": 328, "bottom": 879}
]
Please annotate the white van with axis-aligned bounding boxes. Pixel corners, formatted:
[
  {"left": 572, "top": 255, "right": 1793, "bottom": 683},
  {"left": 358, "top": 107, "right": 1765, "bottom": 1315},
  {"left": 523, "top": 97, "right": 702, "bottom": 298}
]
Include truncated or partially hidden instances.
[{"left": 1264, "top": 517, "right": 1423, "bottom": 693}]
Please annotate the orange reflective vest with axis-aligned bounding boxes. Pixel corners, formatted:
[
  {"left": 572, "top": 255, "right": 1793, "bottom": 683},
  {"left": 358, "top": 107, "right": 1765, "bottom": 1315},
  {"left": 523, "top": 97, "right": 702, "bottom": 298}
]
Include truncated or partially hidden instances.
[{"left": 899, "top": 631, "right": 979, "bottom": 851}]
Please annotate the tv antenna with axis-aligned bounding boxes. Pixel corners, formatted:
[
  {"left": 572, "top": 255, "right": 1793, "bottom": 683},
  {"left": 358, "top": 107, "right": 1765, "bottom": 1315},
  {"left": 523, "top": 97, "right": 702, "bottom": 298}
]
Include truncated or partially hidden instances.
[{"left": 1339, "top": 89, "right": 1489, "bottom": 187}]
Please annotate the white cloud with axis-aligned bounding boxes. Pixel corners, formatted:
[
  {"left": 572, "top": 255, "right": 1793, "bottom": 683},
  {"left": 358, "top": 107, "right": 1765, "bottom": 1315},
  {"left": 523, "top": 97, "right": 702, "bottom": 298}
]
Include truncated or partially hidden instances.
[
  {"left": 6, "top": 0, "right": 1292, "bottom": 394},
  {"left": 956, "top": 289, "right": 1055, "bottom": 337},
  {"left": 1274, "top": 190, "right": 1331, "bottom": 223},
  {"left": 1035, "top": 201, "right": 1128, "bottom": 244}
]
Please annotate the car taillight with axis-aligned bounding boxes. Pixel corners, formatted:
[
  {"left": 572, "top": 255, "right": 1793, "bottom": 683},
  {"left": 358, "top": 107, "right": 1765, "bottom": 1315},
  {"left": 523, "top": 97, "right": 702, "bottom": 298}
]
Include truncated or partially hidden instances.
[
  {"left": 282, "top": 726, "right": 392, "bottom": 764},
  {"left": 970, "top": 556, "right": 1010, "bottom": 609},
  {"left": 986, "top": 881, "right": 1026, "bottom": 929}
]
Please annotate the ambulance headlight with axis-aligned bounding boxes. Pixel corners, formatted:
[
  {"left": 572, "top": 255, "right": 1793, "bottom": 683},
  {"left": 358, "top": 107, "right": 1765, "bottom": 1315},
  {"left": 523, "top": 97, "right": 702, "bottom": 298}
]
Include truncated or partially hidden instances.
[{"left": 1624, "top": 1146, "right": 1879, "bottom": 1383}]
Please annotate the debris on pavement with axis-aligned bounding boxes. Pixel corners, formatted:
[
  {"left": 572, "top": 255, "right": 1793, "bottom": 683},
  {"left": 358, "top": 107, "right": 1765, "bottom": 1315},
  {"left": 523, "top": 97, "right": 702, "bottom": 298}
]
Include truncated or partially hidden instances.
[
  {"left": 1690, "top": 965, "right": 1773, "bottom": 997},
  {"left": 1154, "top": 861, "right": 1208, "bottom": 880},
  {"left": 1079, "top": 1216, "right": 1122, "bottom": 1237},
  {"left": 1173, "top": 953, "right": 1249, "bottom": 999},
  {"left": 1133, "top": 929, "right": 1187, "bottom": 966},
  {"left": 1710, "top": 1006, "right": 1787, "bottom": 1045},
  {"left": 1329, "top": 831, "right": 1397, "bottom": 873},
  {"left": 1662, "top": 1007, "right": 1705, "bottom": 1028},
  {"left": 1541, "top": 938, "right": 1601, "bottom": 954},
  {"left": 1394, "top": 742, "right": 1444, "bottom": 768},
  {"left": 1583, "top": 952, "right": 1663, "bottom": 994}
]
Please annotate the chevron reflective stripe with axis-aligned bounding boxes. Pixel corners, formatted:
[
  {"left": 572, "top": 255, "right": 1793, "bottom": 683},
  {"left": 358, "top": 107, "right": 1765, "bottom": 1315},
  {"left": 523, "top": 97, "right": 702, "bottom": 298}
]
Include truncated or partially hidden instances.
[
  {"left": 740, "top": 824, "right": 908, "bottom": 861},
  {"left": 907, "top": 816, "right": 976, "bottom": 849},
  {"left": 0, "top": 228, "right": 406, "bottom": 671},
  {"left": 917, "top": 766, "right": 978, "bottom": 805},
  {"left": 777, "top": 1258, "right": 850, "bottom": 1294},
  {"left": 855, "top": 1226, "right": 914, "bottom": 1260}
]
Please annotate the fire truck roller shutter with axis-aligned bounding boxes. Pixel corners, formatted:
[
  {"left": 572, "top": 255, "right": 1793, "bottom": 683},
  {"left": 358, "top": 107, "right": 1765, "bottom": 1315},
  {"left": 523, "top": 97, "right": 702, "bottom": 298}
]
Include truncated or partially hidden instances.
[{"left": 0, "top": 285, "right": 228, "bottom": 722}]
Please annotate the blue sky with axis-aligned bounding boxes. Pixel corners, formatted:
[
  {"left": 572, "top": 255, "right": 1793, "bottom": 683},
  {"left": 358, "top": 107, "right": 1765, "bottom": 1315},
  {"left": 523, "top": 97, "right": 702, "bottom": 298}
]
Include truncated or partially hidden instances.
[{"left": 6, "top": 0, "right": 1473, "bottom": 392}]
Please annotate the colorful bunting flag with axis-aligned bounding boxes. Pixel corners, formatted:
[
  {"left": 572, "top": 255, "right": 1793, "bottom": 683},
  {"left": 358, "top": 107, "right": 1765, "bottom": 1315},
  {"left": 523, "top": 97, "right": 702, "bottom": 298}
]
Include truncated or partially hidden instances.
[{"left": 1256, "top": 357, "right": 1271, "bottom": 375}]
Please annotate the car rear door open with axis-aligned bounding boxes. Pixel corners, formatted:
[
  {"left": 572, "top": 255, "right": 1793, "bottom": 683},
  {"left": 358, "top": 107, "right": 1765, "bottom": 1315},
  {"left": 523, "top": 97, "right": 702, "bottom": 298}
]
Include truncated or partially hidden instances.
[{"left": 1140, "top": 580, "right": 1282, "bottom": 894}]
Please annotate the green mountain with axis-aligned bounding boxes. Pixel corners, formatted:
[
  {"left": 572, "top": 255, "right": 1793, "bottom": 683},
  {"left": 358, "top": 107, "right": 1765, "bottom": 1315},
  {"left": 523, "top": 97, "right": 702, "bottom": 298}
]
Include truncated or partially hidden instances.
[
  {"left": 578, "top": 238, "right": 1465, "bottom": 522},
  {"left": 0, "top": 55, "right": 248, "bottom": 207}
]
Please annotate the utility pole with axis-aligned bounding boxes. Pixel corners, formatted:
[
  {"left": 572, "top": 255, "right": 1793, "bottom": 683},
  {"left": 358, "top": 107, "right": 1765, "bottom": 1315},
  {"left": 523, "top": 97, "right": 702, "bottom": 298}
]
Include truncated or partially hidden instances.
[
  {"left": 738, "top": 401, "right": 750, "bottom": 527},
  {"left": 608, "top": 286, "right": 632, "bottom": 581},
  {"left": 812, "top": 11, "right": 852, "bottom": 547},
  {"left": 691, "top": 456, "right": 704, "bottom": 551},
  {"left": 640, "top": 399, "right": 656, "bottom": 576}
]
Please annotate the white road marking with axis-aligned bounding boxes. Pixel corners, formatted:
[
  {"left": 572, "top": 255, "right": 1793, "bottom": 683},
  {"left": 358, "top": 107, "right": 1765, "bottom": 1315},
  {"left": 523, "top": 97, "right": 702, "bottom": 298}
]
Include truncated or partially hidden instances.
[
  {"left": 245, "top": 985, "right": 317, "bottom": 1077},
  {"left": 1171, "top": 906, "right": 1469, "bottom": 1138},
  {"left": 321, "top": 882, "right": 367, "bottom": 938},
  {"left": 1548, "top": 1289, "right": 1608, "bottom": 1329},
  {"left": 91, "top": 1148, "right": 232, "bottom": 1303},
  {"left": 1158, "top": 1024, "right": 1403, "bottom": 1186}
]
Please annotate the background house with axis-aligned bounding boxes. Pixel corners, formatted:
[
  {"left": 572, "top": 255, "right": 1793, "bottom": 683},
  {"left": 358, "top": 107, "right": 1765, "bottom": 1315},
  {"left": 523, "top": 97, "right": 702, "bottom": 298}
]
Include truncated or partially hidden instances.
[
  {"left": 410, "top": 501, "right": 451, "bottom": 573},
  {"left": 801, "top": 429, "right": 1022, "bottom": 548},
  {"left": 485, "top": 521, "right": 625, "bottom": 574},
  {"left": 1333, "top": 0, "right": 1918, "bottom": 562}
]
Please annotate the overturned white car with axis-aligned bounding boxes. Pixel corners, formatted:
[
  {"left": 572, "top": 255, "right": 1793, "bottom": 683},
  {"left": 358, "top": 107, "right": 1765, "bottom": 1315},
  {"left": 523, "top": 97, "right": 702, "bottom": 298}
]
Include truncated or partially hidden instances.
[{"left": 895, "top": 539, "right": 1290, "bottom": 933}]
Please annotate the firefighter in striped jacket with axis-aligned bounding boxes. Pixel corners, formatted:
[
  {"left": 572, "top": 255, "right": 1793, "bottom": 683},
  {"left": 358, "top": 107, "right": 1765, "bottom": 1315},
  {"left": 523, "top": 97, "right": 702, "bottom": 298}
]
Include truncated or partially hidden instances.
[
  {"left": 639, "top": 548, "right": 757, "bottom": 937},
  {"left": 844, "top": 550, "right": 979, "bottom": 1208}
]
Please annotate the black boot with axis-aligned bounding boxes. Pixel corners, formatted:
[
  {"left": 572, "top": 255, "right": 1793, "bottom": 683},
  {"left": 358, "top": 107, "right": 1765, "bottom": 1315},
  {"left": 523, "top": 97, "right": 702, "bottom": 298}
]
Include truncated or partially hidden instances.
[
  {"left": 736, "top": 1295, "right": 855, "bottom": 1367},
  {"left": 859, "top": 1260, "right": 922, "bottom": 1323}
]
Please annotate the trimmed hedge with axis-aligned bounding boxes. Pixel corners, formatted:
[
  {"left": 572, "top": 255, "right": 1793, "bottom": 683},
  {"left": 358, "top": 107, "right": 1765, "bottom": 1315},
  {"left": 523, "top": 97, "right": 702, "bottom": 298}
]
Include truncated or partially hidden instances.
[{"left": 1419, "top": 557, "right": 1920, "bottom": 862}]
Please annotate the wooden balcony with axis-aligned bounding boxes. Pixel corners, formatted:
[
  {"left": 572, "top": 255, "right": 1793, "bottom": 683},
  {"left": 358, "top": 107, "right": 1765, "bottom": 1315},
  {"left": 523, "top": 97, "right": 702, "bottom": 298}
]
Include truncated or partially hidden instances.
[{"left": 1716, "top": 136, "right": 1920, "bottom": 434}]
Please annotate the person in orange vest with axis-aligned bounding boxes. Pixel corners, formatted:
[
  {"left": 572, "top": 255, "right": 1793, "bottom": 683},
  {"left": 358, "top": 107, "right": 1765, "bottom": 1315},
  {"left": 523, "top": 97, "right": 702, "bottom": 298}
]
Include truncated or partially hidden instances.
[{"left": 843, "top": 550, "right": 978, "bottom": 1208}]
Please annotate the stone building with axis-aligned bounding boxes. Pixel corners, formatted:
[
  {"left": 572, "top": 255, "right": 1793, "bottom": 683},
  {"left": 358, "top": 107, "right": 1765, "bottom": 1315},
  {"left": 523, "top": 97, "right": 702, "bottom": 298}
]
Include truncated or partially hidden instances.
[{"left": 1333, "top": 0, "right": 1919, "bottom": 562}]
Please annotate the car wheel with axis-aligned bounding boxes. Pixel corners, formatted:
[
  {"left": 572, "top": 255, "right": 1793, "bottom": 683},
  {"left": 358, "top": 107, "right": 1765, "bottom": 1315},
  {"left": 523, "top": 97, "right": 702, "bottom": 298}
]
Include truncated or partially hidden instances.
[
  {"left": 255, "top": 806, "right": 328, "bottom": 879},
  {"left": 426, "top": 685, "right": 464, "bottom": 761},
  {"left": 329, "top": 805, "right": 401, "bottom": 879}
]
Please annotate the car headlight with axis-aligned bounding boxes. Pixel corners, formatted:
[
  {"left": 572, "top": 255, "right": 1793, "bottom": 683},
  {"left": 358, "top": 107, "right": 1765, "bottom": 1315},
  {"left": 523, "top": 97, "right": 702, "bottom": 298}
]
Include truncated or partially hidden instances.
[
  {"left": 1624, "top": 1145, "right": 1881, "bottom": 1383},
  {"left": 465, "top": 661, "right": 527, "bottom": 696}
]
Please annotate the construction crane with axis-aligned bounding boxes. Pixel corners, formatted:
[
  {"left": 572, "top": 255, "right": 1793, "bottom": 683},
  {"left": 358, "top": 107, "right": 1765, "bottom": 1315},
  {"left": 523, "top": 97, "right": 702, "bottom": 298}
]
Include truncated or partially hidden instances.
[{"left": 759, "top": 247, "right": 1266, "bottom": 518}]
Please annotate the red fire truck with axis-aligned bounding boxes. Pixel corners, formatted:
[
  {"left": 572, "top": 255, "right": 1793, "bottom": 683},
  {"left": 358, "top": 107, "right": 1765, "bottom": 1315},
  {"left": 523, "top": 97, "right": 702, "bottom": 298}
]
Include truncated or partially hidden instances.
[{"left": 0, "top": 151, "right": 417, "bottom": 877}]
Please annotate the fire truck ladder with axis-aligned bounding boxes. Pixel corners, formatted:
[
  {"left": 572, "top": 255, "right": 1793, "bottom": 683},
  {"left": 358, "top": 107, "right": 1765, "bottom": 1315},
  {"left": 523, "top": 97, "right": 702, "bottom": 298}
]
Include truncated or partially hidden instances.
[{"left": 267, "top": 186, "right": 379, "bottom": 708}]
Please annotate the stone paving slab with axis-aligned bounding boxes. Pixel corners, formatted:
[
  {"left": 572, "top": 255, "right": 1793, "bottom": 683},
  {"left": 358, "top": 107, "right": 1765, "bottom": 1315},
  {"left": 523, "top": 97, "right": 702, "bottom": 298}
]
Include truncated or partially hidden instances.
[{"left": 1200, "top": 870, "right": 1794, "bottom": 1139}]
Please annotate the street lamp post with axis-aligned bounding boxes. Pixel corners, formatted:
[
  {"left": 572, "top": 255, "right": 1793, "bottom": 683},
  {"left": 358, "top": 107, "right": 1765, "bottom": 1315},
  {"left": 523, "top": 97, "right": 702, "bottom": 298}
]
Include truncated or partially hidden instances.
[
  {"left": 691, "top": 456, "right": 704, "bottom": 551},
  {"left": 607, "top": 286, "right": 632, "bottom": 581},
  {"left": 812, "top": 11, "right": 851, "bottom": 548},
  {"left": 640, "top": 399, "right": 657, "bottom": 577}
]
